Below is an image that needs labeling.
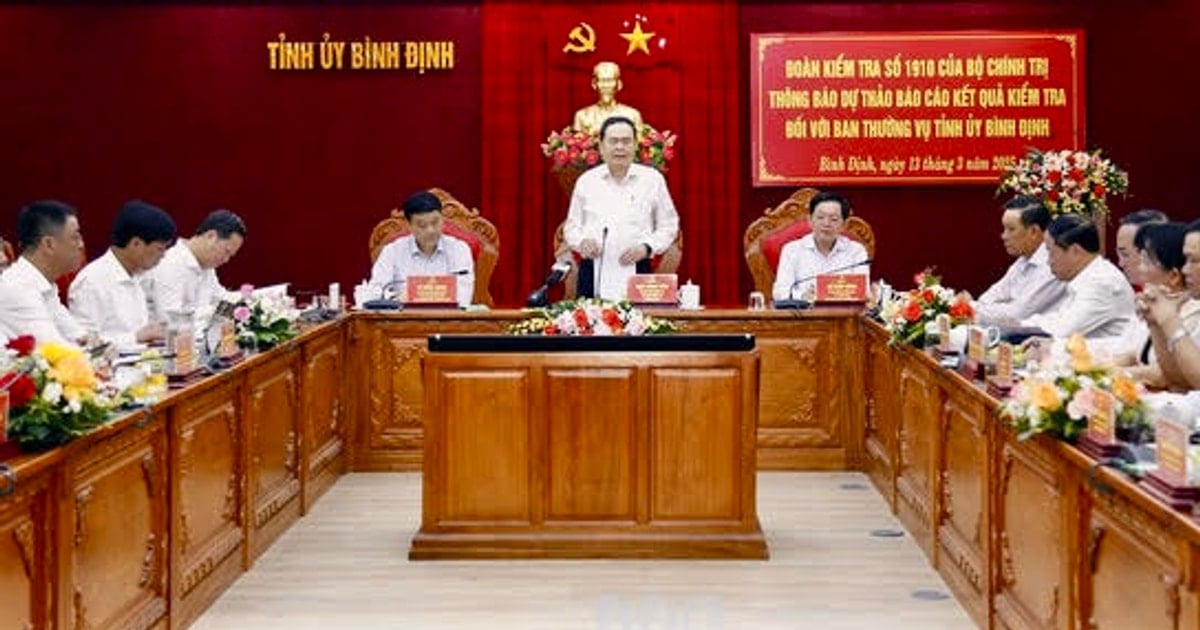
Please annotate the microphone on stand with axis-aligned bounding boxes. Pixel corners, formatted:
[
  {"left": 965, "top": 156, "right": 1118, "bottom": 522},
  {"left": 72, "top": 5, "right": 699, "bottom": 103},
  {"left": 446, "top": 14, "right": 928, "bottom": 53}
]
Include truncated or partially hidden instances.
[
  {"left": 526, "top": 260, "right": 574, "bottom": 307},
  {"left": 774, "top": 258, "right": 873, "bottom": 309},
  {"left": 595, "top": 227, "right": 609, "bottom": 300}
]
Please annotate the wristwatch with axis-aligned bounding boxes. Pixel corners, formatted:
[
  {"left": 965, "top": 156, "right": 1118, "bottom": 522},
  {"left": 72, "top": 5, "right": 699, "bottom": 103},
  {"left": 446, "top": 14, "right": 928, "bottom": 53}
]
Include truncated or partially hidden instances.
[{"left": 1168, "top": 327, "right": 1188, "bottom": 354}]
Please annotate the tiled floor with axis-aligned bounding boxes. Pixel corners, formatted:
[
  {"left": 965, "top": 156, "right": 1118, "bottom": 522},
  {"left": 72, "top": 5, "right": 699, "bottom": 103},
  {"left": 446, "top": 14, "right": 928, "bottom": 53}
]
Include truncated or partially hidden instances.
[{"left": 193, "top": 472, "right": 973, "bottom": 629}]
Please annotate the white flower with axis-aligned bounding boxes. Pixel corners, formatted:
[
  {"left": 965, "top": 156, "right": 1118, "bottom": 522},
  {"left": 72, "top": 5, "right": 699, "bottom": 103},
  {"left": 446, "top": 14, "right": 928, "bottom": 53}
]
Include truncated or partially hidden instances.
[{"left": 43, "top": 381, "right": 63, "bottom": 404}]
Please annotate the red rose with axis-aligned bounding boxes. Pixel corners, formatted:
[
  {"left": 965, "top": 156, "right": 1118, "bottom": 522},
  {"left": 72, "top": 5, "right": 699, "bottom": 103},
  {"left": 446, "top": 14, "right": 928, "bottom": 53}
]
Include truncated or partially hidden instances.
[
  {"left": 1092, "top": 184, "right": 1106, "bottom": 197},
  {"left": 920, "top": 288, "right": 936, "bottom": 304},
  {"left": 1047, "top": 190, "right": 1061, "bottom": 201},
  {"left": 1046, "top": 170, "right": 1062, "bottom": 184},
  {"left": 902, "top": 301, "right": 923, "bottom": 323},
  {"left": 948, "top": 301, "right": 974, "bottom": 321},
  {"left": 544, "top": 324, "right": 560, "bottom": 335},
  {"left": 601, "top": 309, "right": 621, "bottom": 328},
  {"left": 573, "top": 309, "right": 590, "bottom": 328},
  {"left": 1068, "top": 168, "right": 1084, "bottom": 182},
  {"left": 5, "top": 335, "right": 35, "bottom": 357},
  {"left": 0, "top": 372, "right": 36, "bottom": 409}
]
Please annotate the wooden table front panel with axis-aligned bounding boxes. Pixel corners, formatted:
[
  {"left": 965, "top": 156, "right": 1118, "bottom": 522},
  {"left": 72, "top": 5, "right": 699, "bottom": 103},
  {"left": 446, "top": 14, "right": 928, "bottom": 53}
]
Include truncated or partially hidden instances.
[
  {"left": 302, "top": 327, "right": 346, "bottom": 511},
  {"left": 992, "top": 434, "right": 1076, "bottom": 630},
  {"left": 863, "top": 325, "right": 898, "bottom": 505},
  {"left": 0, "top": 464, "right": 53, "bottom": 630},
  {"left": 245, "top": 350, "right": 302, "bottom": 564},
  {"left": 895, "top": 356, "right": 939, "bottom": 557},
  {"left": 63, "top": 419, "right": 169, "bottom": 630},
  {"left": 169, "top": 380, "right": 243, "bottom": 629},
  {"left": 415, "top": 351, "right": 764, "bottom": 559},
  {"left": 936, "top": 387, "right": 991, "bottom": 627},
  {"left": 1084, "top": 485, "right": 1190, "bottom": 630}
]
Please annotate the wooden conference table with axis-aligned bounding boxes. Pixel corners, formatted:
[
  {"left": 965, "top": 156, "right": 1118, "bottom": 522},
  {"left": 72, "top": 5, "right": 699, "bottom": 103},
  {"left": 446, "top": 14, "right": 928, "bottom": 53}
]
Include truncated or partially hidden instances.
[{"left": 1, "top": 308, "right": 1199, "bottom": 629}]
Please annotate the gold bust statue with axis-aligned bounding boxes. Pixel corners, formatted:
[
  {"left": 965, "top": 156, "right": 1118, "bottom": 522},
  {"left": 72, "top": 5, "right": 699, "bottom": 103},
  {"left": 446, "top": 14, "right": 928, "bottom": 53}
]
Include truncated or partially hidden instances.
[{"left": 572, "top": 61, "right": 643, "bottom": 135}]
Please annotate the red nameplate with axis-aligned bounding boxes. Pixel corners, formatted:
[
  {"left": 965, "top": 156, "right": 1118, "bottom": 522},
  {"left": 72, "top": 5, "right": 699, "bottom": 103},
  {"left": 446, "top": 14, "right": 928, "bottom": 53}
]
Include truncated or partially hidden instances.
[
  {"left": 405, "top": 275, "right": 458, "bottom": 307},
  {"left": 626, "top": 274, "right": 678, "bottom": 305},
  {"left": 815, "top": 273, "right": 867, "bottom": 304}
]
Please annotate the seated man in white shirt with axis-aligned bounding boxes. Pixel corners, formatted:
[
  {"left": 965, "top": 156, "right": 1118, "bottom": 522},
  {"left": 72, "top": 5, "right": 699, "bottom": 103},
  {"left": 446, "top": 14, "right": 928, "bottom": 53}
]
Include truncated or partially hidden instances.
[
  {"left": 0, "top": 200, "right": 90, "bottom": 345},
  {"left": 143, "top": 209, "right": 246, "bottom": 327},
  {"left": 1022, "top": 214, "right": 1135, "bottom": 340},
  {"left": 69, "top": 200, "right": 176, "bottom": 349},
  {"left": 368, "top": 190, "right": 475, "bottom": 307},
  {"left": 960, "top": 196, "right": 1066, "bottom": 325},
  {"left": 564, "top": 116, "right": 680, "bottom": 301},
  {"left": 772, "top": 191, "right": 869, "bottom": 302}
]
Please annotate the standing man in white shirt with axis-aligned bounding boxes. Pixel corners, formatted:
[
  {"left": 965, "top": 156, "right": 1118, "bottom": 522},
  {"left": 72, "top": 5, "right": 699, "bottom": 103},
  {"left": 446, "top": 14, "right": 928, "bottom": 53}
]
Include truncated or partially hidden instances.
[
  {"left": 564, "top": 116, "right": 680, "bottom": 301},
  {"left": 143, "top": 209, "right": 246, "bottom": 327},
  {"left": 772, "top": 191, "right": 870, "bottom": 302},
  {"left": 69, "top": 200, "right": 176, "bottom": 348},
  {"left": 960, "top": 197, "right": 1067, "bottom": 325},
  {"left": 368, "top": 191, "right": 475, "bottom": 307},
  {"left": 0, "top": 200, "right": 89, "bottom": 345},
  {"left": 1023, "top": 214, "right": 1135, "bottom": 340}
]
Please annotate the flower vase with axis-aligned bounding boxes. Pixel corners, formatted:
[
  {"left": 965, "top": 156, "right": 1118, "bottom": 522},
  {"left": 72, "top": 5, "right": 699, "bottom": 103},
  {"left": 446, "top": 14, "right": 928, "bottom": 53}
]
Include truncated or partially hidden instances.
[{"left": 553, "top": 166, "right": 587, "bottom": 196}]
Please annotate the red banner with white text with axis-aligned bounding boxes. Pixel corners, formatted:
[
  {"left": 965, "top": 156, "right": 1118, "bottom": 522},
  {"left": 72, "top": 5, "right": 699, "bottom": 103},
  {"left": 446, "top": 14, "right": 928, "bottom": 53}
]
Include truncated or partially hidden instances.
[{"left": 751, "top": 31, "right": 1085, "bottom": 186}]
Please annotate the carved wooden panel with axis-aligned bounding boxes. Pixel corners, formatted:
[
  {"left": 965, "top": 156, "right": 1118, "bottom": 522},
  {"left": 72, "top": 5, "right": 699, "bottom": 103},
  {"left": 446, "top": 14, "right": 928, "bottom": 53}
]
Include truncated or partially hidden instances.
[
  {"left": 936, "top": 393, "right": 990, "bottom": 626},
  {"left": 1085, "top": 490, "right": 1183, "bottom": 629},
  {"left": 993, "top": 435, "right": 1071, "bottom": 630},
  {"left": 303, "top": 329, "right": 345, "bottom": 509},
  {"left": 246, "top": 351, "right": 302, "bottom": 563},
  {"left": 544, "top": 368, "right": 637, "bottom": 521},
  {"left": 65, "top": 421, "right": 168, "bottom": 630},
  {"left": 0, "top": 467, "right": 52, "bottom": 630},
  {"left": 650, "top": 367, "right": 743, "bottom": 522},
  {"left": 863, "top": 327, "right": 898, "bottom": 504},
  {"left": 434, "top": 369, "right": 532, "bottom": 524},
  {"left": 754, "top": 325, "right": 845, "bottom": 470},
  {"left": 895, "top": 361, "right": 938, "bottom": 555},
  {"left": 169, "top": 381, "right": 243, "bottom": 628}
]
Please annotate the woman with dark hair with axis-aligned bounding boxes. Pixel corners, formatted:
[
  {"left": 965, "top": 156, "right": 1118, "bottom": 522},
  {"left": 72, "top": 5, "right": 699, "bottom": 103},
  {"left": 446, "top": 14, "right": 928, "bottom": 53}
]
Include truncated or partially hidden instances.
[{"left": 1113, "top": 222, "right": 1190, "bottom": 386}]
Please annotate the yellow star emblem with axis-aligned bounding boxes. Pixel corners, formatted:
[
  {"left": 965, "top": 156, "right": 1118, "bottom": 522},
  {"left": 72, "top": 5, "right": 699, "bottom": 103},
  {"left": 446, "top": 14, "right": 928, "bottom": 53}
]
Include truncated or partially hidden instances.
[{"left": 619, "top": 21, "right": 655, "bottom": 56}]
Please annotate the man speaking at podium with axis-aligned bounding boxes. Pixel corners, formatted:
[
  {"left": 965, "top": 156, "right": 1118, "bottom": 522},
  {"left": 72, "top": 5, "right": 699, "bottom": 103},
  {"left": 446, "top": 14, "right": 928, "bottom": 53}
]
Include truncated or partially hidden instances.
[
  {"left": 563, "top": 116, "right": 679, "bottom": 301},
  {"left": 369, "top": 191, "right": 475, "bottom": 308}
]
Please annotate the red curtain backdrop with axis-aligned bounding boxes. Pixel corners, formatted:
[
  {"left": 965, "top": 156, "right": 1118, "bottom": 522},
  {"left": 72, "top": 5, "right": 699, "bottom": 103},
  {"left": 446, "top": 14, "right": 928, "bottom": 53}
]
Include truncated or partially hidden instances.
[{"left": 482, "top": 0, "right": 741, "bottom": 306}]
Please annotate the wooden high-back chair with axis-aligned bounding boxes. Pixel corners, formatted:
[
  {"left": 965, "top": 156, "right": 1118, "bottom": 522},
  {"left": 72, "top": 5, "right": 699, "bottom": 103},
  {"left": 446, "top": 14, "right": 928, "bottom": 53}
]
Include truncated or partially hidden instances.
[
  {"left": 367, "top": 188, "right": 499, "bottom": 306},
  {"left": 743, "top": 188, "right": 875, "bottom": 297}
]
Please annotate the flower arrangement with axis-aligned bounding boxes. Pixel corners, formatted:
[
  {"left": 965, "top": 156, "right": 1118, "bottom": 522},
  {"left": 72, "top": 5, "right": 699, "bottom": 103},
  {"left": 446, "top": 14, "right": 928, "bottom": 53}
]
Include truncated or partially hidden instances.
[
  {"left": 999, "top": 334, "right": 1150, "bottom": 442},
  {"left": 879, "top": 269, "right": 975, "bottom": 346},
  {"left": 508, "top": 299, "right": 678, "bottom": 336},
  {"left": 1, "top": 335, "right": 118, "bottom": 450},
  {"left": 233, "top": 285, "right": 298, "bottom": 351},
  {"left": 541, "top": 123, "right": 678, "bottom": 172},
  {"left": 997, "top": 148, "right": 1129, "bottom": 220}
]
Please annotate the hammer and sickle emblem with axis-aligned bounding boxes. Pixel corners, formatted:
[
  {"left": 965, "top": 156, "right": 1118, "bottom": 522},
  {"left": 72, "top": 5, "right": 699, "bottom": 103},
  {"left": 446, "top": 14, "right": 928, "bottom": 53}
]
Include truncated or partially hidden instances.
[{"left": 562, "top": 22, "right": 596, "bottom": 53}]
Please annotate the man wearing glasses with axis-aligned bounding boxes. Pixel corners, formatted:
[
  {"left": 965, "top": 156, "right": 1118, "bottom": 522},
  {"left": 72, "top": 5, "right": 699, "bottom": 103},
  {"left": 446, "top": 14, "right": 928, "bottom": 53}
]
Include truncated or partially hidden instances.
[{"left": 563, "top": 116, "right": 680, "bottom": 301}]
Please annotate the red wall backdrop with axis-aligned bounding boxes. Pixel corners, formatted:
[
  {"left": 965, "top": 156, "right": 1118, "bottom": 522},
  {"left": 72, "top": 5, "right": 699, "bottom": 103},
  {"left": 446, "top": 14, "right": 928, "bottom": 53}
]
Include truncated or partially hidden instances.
[
  {"left": 0, "top": 4, "right": 481, "bottom": 297},
  {"left": 2, "top": 2, "right": 1198, "bottom": 306}
]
